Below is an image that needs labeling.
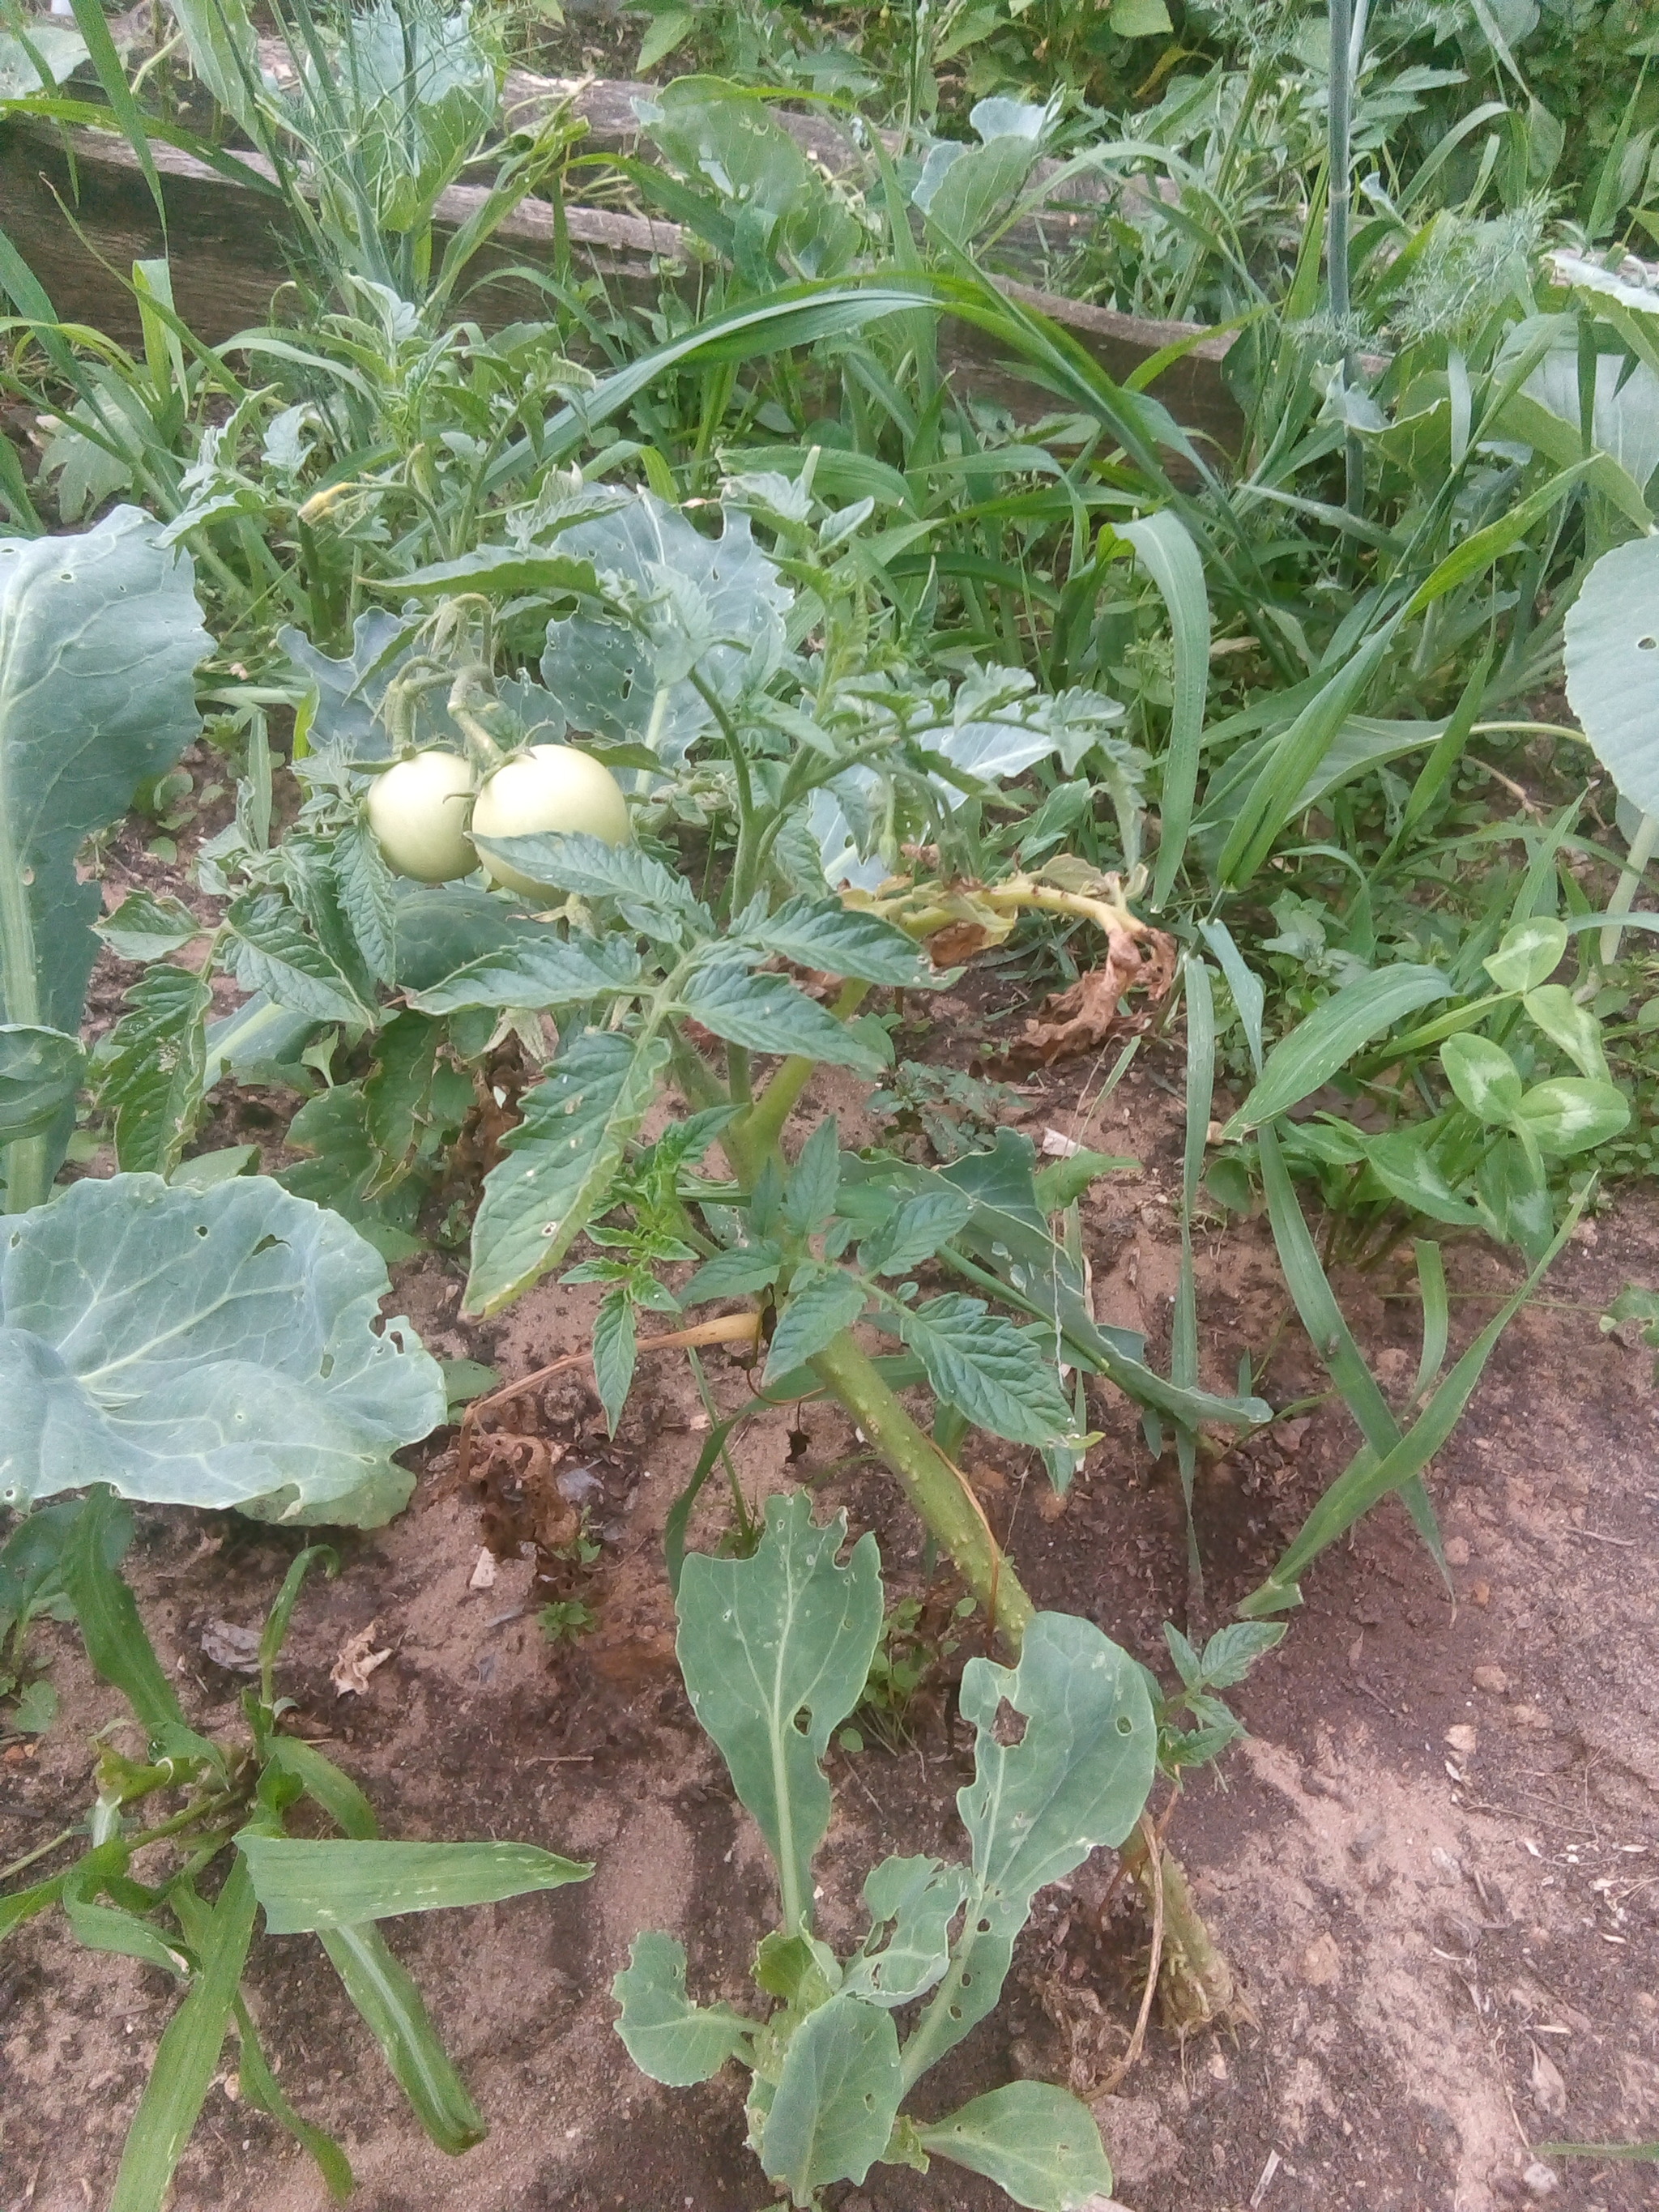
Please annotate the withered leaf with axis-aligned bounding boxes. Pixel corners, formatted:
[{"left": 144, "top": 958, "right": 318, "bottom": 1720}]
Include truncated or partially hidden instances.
[
  {"left": 1000, "top": 926, "right": 1177, "bottom": 1072},
  {"left": 331, "top": 1622, "right": 393, "bottom": 1697}
]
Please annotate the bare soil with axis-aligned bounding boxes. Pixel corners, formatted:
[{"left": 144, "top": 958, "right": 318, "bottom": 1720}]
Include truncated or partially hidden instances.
[{"left": 3, "top": 838, "right": 1658, "bottom": 2212}]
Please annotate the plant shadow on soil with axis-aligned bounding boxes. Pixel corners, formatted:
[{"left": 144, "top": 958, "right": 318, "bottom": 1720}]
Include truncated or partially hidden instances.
[{"left": 5, "top": 906, "right": 1659, "bottom": 2212}]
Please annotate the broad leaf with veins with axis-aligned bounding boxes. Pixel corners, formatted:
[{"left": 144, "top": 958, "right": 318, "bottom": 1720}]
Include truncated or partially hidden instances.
[
  {"left": 539, "top": 493, "right": 791, "bottom": 765},
  {"left": 0, "top": 1174, "right": 445, "bottom": 1522},
  {"left": 0, "top": 508, "right": 207, "bottom": 1198}
]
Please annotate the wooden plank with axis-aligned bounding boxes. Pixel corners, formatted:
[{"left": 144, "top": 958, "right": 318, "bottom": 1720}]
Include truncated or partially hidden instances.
[{"left": 0, "top": 94, "right": 1241, "bottom": 452}]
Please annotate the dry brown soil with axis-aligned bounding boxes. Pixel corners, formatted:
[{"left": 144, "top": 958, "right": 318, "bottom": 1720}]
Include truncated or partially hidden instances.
[{"left": 2, "top": 816, "right": 1657, "bottom": 2212}]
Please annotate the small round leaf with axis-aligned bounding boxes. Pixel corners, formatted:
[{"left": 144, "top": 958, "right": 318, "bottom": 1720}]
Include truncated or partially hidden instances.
[
  {"left": 1514, "top": 1077, "right": 1630, "bottom": 1156},
  {"left": 1482, "top": 917, "right": 1567, "bottom": 994},
  {"left": 1440, "top": 1034, "right": 1525, "bottom": 1124}
]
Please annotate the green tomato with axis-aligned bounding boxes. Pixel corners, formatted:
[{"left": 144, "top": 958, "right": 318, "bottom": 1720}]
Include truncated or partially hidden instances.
[
  {"left": 366, "top": 749, "right": 478, "bottom": 883},
  {"left": 471, "top": 744, "right": 630, "bottom": 894}
]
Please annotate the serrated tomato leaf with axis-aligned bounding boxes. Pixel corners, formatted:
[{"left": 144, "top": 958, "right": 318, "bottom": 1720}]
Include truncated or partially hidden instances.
[
  {"left": 680, "top": 962, "right": 885, "bottom": 1074},
  {"left": 465, "top": 1029, "right": 670, "bottom": 1316},
  {"left": 893, "top": 1294, "right": 1077, "bottom": 1448}
]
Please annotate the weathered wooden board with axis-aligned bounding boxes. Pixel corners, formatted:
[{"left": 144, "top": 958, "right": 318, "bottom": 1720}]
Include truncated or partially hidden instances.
[{"left": 0, "top": 79, "right": 1241, "bottom": 454}]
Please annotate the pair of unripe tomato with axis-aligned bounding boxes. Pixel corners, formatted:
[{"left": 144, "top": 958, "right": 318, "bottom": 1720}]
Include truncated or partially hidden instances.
[{"left": 365, "top": 744, "right": 629, "bottom": 895}]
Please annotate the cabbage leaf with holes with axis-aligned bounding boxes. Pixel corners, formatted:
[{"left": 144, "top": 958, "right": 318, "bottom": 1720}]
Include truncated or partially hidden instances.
[
  {"left": 617, "top": 1501, "right": 1154, "bottom": 2210},
  {"left": 0, "top": 1174, "right": 444, "bottom": 1524}
]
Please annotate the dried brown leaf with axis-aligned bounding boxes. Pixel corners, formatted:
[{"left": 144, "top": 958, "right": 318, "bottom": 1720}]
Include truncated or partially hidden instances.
[
  {"left": 331, "top": 1622, "right": 393, "bottom": 1697},
  {"left": 1000, "top": 926, "right": 1178, "bottom": 1072},
  {"left": 928, "top": 920, "right": 1001, "bottom": 966},
  {"left": 1529, "top": 2041, "right": 1567, "bottom": 2118}
]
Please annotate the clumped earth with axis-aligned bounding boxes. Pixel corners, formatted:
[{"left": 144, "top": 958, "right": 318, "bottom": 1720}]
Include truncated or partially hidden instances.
[{"left": 3, "top": 820, "right": 1657, "bottom": 2212}]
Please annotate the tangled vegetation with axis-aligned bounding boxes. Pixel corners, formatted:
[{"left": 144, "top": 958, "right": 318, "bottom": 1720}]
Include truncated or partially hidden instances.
[{"left": 2, "top": 0, "right": 1658, "bottom": 2197}]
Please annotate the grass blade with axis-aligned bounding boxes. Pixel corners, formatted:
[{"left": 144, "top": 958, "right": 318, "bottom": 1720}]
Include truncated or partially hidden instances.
[
  {"left": 1533, "top": 2142, "right": 1659, "bottom": 2164},
  {"left": 257, "top": 1545, "right": 336, "bottom": 1705},
  {"left": 1120, "top": 511, "right": 1210, "bottom": 909},
  {"left": 107, "top": 1860, "right": 257, "bottom": 2212},
  {"left": 483, "top": 282, "right": 943, "bottom": 496},
  {"left": 1402, "top": 463, "right": 1593, "bottom": 620},
  {"left": 63, "top": 0, "right": 168, "bottom": 233},
  {"left": 318, "top": 1920, "right": 488, "bottom": 2153},
  {"left": 1223, "top": 965, "right": 1452, "bottom": 1136},
  {"left": 60, "top": 1490, "right": 188, "bottom": 1741},
  {"left": 1242, "top": 1192, "right": 1583, "bottom": 1614},
  {"left": 1412, "top": 1239, "right": 1449, "bottom": 1400},
  {"left": 1200, "top": 918, "right": 1265, "bottom": 1073},
  {"left": 237, "top": 1835, "right": 592, "bottom": 1933},
  {"left": 164, "top": 0, "right": 266, "bottom": 142},
  {"left": 665, "top": 1394, "right": 769, "bottom": 1596},
  {"left": 0, "top": 427, "right": 42, "bottom": 532},
  {"left": 233, "top": 1995, "right": 355, "bottom": 2201},
  {"left": 1173, "top": 954, "right": 1215, "bottom": 1591},
  {"left": 1218, "top": 623, "right": 1397, "bottom": 888},
  {"left": 1376, "top": 651, "right": 1490, "bottom": 875},
  {"left": 268, "top": 1737, "right": 379, "bottom": 1840},
  {"left": 1256, "top": 1123, "right": 1445, "bottom": 1581}
]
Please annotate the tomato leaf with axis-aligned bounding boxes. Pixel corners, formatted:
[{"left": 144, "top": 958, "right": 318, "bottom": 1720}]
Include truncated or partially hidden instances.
[
  {"left": 405, "top": 930, "right": 645, "bottom": 1014},
  {"left": 762, "top": 1264, "right": 868, "bottom": 1385},
  {"left": 733, "top": 895, "right": 936, "bottom": 987},
  {"left": 591, "top": 1289, "right": 638, "bottom": 1435},
  {"left": 224, "top": 893, "right": 374, "bottom": 1026},
  {"left": 92, "top": 964, "right": 213, "bottom": 1175},
  {"left": 893, "top": 1294, "right": 1077, "bottom": 1449},
  {"left": 680, "top": 962, "right": 887, "bottom": 1073},
  {"left": 464, "top": 1029, "right": 671, "bottom": 1316}
]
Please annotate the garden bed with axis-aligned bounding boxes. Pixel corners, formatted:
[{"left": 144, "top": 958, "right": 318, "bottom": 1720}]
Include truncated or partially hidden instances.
[
  {"left": 4, "top": 5, "right": 1659, "bottom": 2206},
  {"left": 2, "top": 803, "right": 1657, "bottom": 2212}
]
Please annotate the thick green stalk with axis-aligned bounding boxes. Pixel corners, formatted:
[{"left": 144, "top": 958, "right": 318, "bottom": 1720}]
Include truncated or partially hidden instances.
[
  {"left": 810, "top": 1332, "right": 1240, "bottom": 2050},
  {"left": 728, "top": 980, "right": 871, "bottom": 1182},
  {"left": 808, "top": 1330, "right": 1034, "bottom": 1650}
]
